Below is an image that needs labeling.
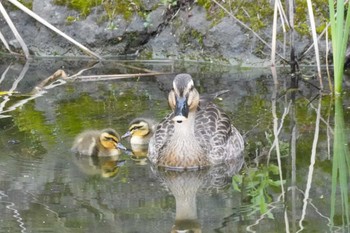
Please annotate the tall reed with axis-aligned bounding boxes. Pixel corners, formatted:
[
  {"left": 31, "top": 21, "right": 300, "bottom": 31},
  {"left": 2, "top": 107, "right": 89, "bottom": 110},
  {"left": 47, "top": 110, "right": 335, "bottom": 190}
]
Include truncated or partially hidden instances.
[
  {"left": 330, "top": 97, "right": 350, "bottom": 228},
  {"left": 328, "top": 0, "right": 350, "bottom": 95}
]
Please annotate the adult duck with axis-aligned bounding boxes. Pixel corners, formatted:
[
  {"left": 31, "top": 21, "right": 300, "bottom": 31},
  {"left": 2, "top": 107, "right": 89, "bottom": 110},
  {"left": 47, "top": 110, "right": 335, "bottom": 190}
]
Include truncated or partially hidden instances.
[{"left": 148, "top": 73, "right": 244, "bottom": 170}]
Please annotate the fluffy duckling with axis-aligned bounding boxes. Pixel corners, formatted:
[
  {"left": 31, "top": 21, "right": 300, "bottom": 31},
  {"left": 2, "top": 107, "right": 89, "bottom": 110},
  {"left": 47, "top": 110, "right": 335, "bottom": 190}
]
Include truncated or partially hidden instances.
[
  {"left": 122, "top": 118, "right": 157, "bottom": 164},
  {"left": 72, "top": 128, "right": 127, "bottom": 157},
  {"left": 121, "top": 118, "right": 157, "bottom": 145},
  {"left": 148, "top": 73, "right": 244, "bottom": 170}
]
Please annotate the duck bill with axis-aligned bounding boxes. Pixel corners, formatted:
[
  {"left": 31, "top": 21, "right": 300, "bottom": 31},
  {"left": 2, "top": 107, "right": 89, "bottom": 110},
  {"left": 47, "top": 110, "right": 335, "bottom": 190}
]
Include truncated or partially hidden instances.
[
  {"left": 116, "top": 142, "right": 127, "bottom": 151},
  {"left": 121, "top": 131, "right": 132, "bottom": 139},
  {"left": 173, "top": 96, "right": 188, "bottom": 123}
]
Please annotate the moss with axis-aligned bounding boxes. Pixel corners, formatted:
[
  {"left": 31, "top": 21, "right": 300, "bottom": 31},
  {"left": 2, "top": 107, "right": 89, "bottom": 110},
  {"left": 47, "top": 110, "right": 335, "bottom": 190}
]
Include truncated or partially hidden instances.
[
  {"left": 53, "top": 0, "right": 102, "bottom": 17},
  {"left": 139, "top": 49, "right": 153, "bottom": 60},
  {"left": 103, "top": 0, "right": 143, "bottom": 20},
  {"left": 53, "top": 0, "right": 145, "bottom": 21},
  {"left": 294, "top": 0, "right": 329, "bottom": 36},
  {"left": 196, "top": 0, "right": 212, "bottom": 10},
  {"left": 179, "top": 29, "right": 204, "bottom": 49},
  {"left": 65, "top": 15, "right": 78, "bottom": 25},
  {"left": 197, "top": 0, "right": 329, "bottom": 38},
  {"left": 197, "top": 0, "right": 274, "bottom": 31},
  {"left": 18, "top": 0, "right": 33, "bottom": 9}
]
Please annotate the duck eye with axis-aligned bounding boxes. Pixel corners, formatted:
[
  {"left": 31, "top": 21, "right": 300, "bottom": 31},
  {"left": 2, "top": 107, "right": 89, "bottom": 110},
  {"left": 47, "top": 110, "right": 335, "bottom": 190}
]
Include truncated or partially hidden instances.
[
  {"left": 105, "top": 136, "right": 118, "bottom": 143},
  {"left": 131, "top": 126, "right": 142, "bottom": 131}
]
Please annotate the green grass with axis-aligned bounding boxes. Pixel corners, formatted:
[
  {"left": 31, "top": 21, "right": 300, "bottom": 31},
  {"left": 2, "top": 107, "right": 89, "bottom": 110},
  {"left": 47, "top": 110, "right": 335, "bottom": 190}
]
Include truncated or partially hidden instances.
[{"left": 328, "top": 0, "right": 350, "bottom": 95}]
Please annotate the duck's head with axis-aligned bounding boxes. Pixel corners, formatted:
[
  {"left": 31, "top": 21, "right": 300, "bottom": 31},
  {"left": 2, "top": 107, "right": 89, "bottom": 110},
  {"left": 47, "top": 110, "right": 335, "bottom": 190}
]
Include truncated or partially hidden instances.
[
  {"left": 121, "top": 118, "right": 151, "bottom": 139},
  {"left": 168, "top": 74, "right": 200, "bottom": 123},
  {"left": 99, "top": 129, "right": 127, "bottom": 151}
]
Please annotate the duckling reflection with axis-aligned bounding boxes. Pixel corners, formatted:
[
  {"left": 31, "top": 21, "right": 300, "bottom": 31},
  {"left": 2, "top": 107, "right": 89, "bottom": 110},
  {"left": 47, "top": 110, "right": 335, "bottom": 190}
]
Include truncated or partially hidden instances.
[
  {"left": 73, "top": 154, "right": 125, "bottom": 178},
  {"left": 122, "top": 118, "right": 156, "bottom": 163},
  {"left": 72, "top": 128, "right": 127, "bottom": 157},
  {"left": 153, "top": 155, "right": 244, "bottom": 233},
  {"left": 149, "top": 74, "right": 244, "bottom": 169}
]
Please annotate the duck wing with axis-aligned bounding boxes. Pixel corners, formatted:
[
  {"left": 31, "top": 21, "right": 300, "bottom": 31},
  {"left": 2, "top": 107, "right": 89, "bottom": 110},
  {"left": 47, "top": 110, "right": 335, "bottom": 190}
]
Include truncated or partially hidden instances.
[
  {"left": 148, "top": 112, "right": 174, "bottom": 163},
  {"left": 195, "top": 103, "right": 243, "bottom": 164}
]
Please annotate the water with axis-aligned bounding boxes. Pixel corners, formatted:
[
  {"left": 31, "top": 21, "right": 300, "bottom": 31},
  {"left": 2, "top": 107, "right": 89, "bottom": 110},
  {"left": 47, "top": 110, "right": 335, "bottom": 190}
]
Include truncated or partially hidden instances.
[{"left": 0, "top": 58, "right": 349, "bottom": 232}]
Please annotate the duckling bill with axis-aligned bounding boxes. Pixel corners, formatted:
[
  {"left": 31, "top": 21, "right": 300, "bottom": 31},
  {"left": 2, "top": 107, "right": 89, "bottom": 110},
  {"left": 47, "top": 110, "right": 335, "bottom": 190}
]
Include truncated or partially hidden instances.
[{"left": 71, "top": 128, "right": 127, "bottom": 157}]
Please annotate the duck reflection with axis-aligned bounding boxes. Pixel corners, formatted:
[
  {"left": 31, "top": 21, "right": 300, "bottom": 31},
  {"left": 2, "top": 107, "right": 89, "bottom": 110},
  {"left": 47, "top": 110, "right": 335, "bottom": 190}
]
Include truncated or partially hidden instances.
[
  {"left": 73, "top": 154, "right": 125, "bottom": 178},
  {"left": 153, "top": 156, "right": 244, "bottom": 233}
]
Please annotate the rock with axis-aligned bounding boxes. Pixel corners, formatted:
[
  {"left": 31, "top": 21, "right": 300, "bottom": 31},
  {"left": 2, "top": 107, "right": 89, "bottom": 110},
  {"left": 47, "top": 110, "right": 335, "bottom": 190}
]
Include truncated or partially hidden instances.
[{"left": 0, "top": 1, "right": 329, "bottom": 67}]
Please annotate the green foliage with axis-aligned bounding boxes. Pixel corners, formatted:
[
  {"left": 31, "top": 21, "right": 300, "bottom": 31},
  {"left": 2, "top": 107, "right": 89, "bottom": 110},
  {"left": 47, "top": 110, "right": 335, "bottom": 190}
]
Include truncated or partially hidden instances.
[
  {"left": 264, "top": 131, "right": 289, "bottom": 158},
  {"left": 328, "top": 0, "right": 350, "bottom": 94},
  {"left": 233, "top": 164, "right": 285, "bottom": 217},
  {"left": 295, "top": 0, "right": 329, "bottom": 36},
  {"left": 196, "top": 0, "right": 212, "bottom": 10},
  {"left": 103, "top": 0, "right": 142, "bottom": 21},
  {"left": 196, "top": 0, "right": 329, "bottom": 38},
  {"left": 53, "top": 0, "right": 148, "bottom": 29},
  {"left": 197, "top": 0, "right": 274, "bottom": 31},
  {"left": 330, "top": 97, "right": 350, "bottom": 227},
  {"left": 53, "top": 0, "right": 102, "bottom": 17}
]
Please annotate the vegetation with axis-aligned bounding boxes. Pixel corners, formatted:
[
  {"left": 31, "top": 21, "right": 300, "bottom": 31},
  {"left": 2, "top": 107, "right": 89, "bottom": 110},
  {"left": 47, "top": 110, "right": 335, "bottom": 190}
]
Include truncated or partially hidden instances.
[
  {"left": 53, "top": 0, "right": 102, "bottom": 17},
  {"left": 331, "top": 97, "right": 350, "bottom": 227},
  {"left": 233, "top": 164, "right": 285, "bottom": 217},
  {"left": 328, "top": 0, "right": 350, "bottom": 95}
]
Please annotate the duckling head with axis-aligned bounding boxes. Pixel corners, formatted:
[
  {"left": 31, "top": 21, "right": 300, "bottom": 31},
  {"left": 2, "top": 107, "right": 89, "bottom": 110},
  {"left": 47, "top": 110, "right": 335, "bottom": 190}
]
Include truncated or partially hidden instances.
[
  {"left": 168, "top": 74, "right": 200, "bottom": 123},
  {"left": 121, "top": 118, "right": 151, "bottom": 139},
  {"left": 99, "top": 129, "right": 127, "bottom": 151}
]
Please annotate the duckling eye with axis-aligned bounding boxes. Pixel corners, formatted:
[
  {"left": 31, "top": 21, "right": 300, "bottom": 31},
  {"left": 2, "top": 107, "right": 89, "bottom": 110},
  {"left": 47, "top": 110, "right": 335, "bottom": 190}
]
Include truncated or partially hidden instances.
[
  {"left": 130, "top": 126, "right": 142, "bottom": 131},
  {"left": 104, "top": 136, "right": 117, "bottom": 142}
]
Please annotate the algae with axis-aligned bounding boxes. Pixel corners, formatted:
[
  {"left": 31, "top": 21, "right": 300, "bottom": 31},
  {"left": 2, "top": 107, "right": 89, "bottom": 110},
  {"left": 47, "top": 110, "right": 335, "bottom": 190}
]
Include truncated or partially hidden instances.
[{"left": 53, "top": 0, "right": 146, "bottom": 22}]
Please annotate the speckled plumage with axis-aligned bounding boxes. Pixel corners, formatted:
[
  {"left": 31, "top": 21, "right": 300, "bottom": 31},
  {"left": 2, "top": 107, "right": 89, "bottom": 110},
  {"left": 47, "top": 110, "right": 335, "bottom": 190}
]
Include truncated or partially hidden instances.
[{"left": 148, "top": 74, "right": 244, "bottom": 170}]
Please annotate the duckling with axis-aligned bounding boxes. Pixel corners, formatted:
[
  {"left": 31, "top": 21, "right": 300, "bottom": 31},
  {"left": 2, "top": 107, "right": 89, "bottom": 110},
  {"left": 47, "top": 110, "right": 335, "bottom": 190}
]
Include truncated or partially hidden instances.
[
  {"left": 121, "top": 118, "right": 157, "bottom": 145},
  {"left": 71, "top": 128, "right": 127, "bottom": 157},
  {"left": 122, "top": 118, "right": 157, "bottom": 163},
  {"left": 148, "top": 73, "right": 244, "bottom": 170}
]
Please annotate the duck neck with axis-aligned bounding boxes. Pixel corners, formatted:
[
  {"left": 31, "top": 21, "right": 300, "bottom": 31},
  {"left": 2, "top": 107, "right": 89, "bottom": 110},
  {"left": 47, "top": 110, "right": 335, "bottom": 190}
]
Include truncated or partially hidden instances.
[{"left": 173, "top": 111, "right": 196, "bottom": 137}]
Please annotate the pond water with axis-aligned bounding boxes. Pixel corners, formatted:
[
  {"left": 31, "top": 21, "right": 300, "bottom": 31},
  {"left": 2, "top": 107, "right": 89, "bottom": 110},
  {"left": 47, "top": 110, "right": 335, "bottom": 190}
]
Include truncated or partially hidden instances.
[{"left": 0, "top": 58, "right": 349, "bottom": 233}]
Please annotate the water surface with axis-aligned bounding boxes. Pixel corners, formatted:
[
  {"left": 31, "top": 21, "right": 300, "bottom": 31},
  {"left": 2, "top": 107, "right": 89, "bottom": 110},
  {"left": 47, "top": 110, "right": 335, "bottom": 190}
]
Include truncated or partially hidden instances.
[{"left": 0, "top": 58, "right": 349, "bottom": 232}]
